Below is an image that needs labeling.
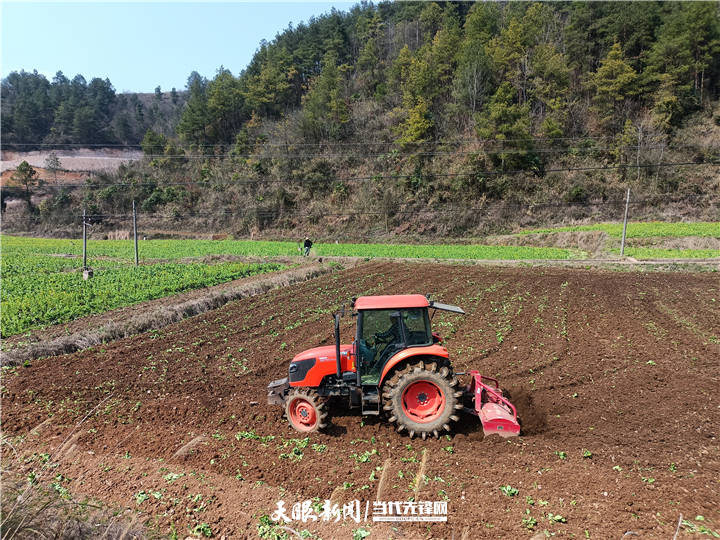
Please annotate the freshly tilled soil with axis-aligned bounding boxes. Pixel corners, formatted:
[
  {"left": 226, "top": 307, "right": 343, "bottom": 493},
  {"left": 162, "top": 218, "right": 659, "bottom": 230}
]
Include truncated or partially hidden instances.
[{"left": 2, "top": 262, "right": 718, "bottom": 539}]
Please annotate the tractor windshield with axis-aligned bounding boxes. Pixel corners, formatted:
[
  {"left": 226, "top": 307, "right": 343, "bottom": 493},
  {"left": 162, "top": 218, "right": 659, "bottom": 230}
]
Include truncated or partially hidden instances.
[{"left": 357, "top": 308, "right": 431, "bottom": 384}]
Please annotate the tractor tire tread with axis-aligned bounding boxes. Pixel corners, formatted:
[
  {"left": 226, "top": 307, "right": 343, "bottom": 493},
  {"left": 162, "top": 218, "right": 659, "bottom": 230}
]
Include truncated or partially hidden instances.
[
  {"left": 285, "top": 388, "right": 328, "bottom": 433},
  {"left": 382, "top": 359, "right": 459, "bottom": 439}
]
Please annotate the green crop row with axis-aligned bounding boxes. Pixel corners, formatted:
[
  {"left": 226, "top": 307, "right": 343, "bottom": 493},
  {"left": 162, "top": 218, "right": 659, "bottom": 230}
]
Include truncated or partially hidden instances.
[
  {"left": 616, "top": 247, "right": 720, "bottom": 259},
  {"left": 1, "top": 235, "right": 579, "bottom": 261},
  {"left": 518, "top": 221, "right": 720, "bottom": 239},
  {"left": 316, "top": 241, "right": 576, "bottom": 260},
  {"left": 1, "top": 259, "right": 284, "bottom": 338}
]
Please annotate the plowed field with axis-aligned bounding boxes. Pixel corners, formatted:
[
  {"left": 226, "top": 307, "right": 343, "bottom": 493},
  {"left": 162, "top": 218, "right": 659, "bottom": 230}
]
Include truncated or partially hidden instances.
[{"left": 2, "top": 262, "right": 719, "bottom": 539}]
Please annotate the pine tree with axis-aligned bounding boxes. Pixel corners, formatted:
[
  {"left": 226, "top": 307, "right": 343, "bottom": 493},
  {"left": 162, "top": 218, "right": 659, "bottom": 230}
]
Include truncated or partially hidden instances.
[
  {"left": 177, "top": 72, "right": 209, "bottom": 147},
  {"left": 475, "top": 82, "right": 536, "bottom": 172},
  {"left": 591, "top": 43, "right": 639, "bottom": 133},
  {"left": 355, "top": 10, "right": 384, "bottom": 98},
  {"left": 396, "top": 98, "right": 432, "bottom": 144},
  {"left": 206, "top": 67, "right": 246, "bottom": 143},
  {"left": 141, "top": 129, "right": 168, "bottom": 157},
  {"left": 244, "top": 47, "right": 293, "bottom": 118},
  {"left": 10, "top": 161, "right": 41, "bottom": 211},
  {"left": 452, "top": 2, "right": 498, "bottom": 115},
  {"left": 301, "top": 51, "right": 350, "bottom": 141},
  {"left": 44, "top": 152, "right": 62, "bottom": 183}
]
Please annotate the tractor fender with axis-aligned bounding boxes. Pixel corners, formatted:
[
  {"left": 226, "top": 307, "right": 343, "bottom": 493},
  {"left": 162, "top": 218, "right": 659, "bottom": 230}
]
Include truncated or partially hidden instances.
[{"left": 379, "top": 345, "right": 450, "bottom": 386}]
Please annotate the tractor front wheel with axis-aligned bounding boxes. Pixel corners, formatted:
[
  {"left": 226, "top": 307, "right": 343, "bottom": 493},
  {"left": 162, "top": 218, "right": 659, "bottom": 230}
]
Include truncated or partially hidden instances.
[
  {"left": 285, "top": 388, "right": 328, "bottom": 433},
  {"left": 382, "top": 360, "right": 462, "bottom": 439}
]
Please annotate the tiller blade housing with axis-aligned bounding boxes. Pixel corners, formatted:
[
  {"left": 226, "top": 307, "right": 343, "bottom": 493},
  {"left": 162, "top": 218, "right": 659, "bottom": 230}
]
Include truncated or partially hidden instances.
[{"left": 465, "top": 370, "right": 520, "bottom": 438}]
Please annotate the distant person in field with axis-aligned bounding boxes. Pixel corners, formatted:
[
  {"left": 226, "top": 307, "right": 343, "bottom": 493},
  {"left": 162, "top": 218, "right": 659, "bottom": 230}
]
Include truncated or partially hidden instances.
[{"left": 303, "top": 236, "right": 313, "bottom": 256}]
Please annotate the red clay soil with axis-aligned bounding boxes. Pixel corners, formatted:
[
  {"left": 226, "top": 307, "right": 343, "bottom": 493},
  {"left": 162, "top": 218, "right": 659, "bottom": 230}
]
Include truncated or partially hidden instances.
[{"left": 2, "top": 262, "right": 719, "bottom": 539}]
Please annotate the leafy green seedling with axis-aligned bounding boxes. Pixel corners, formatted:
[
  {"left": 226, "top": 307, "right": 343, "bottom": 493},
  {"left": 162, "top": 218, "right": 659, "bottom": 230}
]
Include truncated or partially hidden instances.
[
  {"left": 191, "top": 523, "right": 213, "bottom": 538},
  {"left": 522, "top": 513, "right": 537, "bottom": 530}
]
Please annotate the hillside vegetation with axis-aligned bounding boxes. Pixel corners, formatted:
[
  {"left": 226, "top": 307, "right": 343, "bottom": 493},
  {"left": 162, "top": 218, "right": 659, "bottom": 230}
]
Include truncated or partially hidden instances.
[
  {"left": 2, "top": 1, "right": 719, "bottom": 238},
  {"left": 1, "top": 80, "right": 185, "bottom": 147}
]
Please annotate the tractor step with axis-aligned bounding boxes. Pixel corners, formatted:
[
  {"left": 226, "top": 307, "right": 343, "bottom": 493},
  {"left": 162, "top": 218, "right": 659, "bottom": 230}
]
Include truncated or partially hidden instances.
[
  {"left": 361, "top": 387, "right": 381, "bottom": 415},
  {"left": 363, "top": 392, "right": 379, "bottom": 403},
  {"left": 464, "top": 371, "right": 520, "bottom": 438}
]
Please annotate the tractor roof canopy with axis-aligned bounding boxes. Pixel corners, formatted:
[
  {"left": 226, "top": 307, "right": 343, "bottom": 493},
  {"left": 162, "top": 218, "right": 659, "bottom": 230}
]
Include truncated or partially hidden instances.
[
  {"left": 354, "top": 294, "right": 430, "bottom": 310},
  {"left": 353, "top": 295, "right": 465, "bottom": 314}
]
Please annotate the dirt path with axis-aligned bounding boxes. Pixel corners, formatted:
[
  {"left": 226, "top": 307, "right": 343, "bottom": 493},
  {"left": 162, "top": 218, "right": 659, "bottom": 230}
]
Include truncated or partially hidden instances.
[{"left": 2, "top": 262, "right": 718, "bottom": 538}]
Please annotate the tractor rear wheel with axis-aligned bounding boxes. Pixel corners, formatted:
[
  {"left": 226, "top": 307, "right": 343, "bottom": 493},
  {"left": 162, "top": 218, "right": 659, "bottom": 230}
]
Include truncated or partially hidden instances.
[
  {"left": 382, "top": 360, "right": 462, "bottom": 439},
  {"left": 285, "top": 388, "right": 328, "bottom": 433}
]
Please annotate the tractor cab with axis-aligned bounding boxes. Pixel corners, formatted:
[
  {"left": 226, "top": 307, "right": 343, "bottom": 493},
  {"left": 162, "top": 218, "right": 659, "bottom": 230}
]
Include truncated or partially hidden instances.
[{"left": 355, "top": 297, "right": 435, "bottom": 386}]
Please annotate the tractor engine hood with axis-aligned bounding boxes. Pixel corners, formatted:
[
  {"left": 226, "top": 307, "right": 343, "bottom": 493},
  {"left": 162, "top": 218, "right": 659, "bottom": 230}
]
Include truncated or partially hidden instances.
[
  {"left": 289, "top": 344, "right": 354, "bottom": 387},
  {"left": 292, "top": 344, "right": 352, "bottom": 364}
]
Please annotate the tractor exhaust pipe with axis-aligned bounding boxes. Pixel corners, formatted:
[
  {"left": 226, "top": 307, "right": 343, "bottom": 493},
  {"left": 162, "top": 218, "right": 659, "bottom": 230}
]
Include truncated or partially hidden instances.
[{"left": 334, "top": 313, "right": 342, "bottom": 379}]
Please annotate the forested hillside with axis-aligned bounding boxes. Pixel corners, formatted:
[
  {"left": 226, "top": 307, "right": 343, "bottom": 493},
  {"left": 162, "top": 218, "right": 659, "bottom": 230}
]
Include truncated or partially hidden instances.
[
  {"left": 2, "top": 1, "right": 719, "bottom": 238},
  {"left": 1, "top": 75, "right": 185, "bottom": 147},
  {"left": 172, "top": 1, "right": 719, "bottom": 147}
]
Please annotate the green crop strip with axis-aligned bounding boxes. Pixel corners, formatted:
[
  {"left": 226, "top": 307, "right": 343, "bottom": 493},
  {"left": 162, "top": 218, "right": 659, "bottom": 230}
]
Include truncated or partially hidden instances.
[
  {"left": 518, "top": 221, "right": 720, "bottom": 239},
  {"left": 1, "top": 235, "right": 579, "bottom": 261},
  {"left": 1, "top": 255, "right": 285, "bottom": 337},
  {"left": 316, "top": 241, "right": 576, "bottom": 259},
  {"left": 614, "top": 247, "right": 720, "bottom": 259}
]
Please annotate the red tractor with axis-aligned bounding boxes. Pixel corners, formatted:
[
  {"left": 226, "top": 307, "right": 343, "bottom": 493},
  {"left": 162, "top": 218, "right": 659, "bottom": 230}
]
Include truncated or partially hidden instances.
[{"left": 267, "top": 294, "right": 520, "bottom": 439}]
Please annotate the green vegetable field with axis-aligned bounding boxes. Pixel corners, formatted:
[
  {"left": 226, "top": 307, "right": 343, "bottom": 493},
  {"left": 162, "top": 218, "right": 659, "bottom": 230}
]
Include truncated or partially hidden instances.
[
  {"left": 519, "top": 221, "right": 720, "bottom": 239},
  {"left": 0, "top": 235, "right": 576, "bottom": 337},
  {"left": 2, "top": 222, "right": 717, "bottom": 338},
  {"left": 1, "top": 239, "right": 285, "bottom": 337},
  {"left": 612, "top": 247, "right": 720, "bottom": 259},
  {"left": 2, "top": 235, "right": 578, "bottom": 261}
]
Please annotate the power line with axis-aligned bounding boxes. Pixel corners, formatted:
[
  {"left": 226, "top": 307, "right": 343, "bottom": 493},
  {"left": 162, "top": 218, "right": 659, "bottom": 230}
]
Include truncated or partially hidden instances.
[
  {"left": 29, "top": 160, "right": 720, "bottom": 190},
  {"left": 4, "top": 144, "right": 702, "bottom": 161},
  {"left": 79, "top": 194, "right": 720, "bottom": 221},
  {"left": 4, "top": 136, "right": 621, "bottom": 148}
]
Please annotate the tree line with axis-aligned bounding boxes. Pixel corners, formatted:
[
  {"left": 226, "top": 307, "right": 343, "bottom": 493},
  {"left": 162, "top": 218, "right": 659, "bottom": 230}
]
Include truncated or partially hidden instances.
[
  {"left": 171, "top": 1, "right": 719, "bottom": 154},
  {"left": 1, "top": 73, "right": 185, "bottom": 147},
  {"left": 3, "top": 2, "right": 719, "bottom": 155}
]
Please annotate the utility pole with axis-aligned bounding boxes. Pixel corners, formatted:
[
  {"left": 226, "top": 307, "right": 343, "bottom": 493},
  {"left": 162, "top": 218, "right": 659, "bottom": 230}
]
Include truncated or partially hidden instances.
[
  {"left": 133, "top": 200, "right": 139, "bottom": 266},
  {"left": 620, "top": 187, "right": 630, "bottom": 257},
  {"left": 82, "top": 208, "right": 93, "bottom": 280},
  {"left": 82, "top": 208, "right": 87, "bottom": 269}
]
